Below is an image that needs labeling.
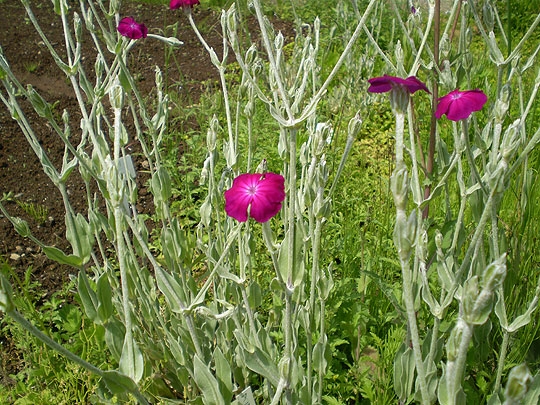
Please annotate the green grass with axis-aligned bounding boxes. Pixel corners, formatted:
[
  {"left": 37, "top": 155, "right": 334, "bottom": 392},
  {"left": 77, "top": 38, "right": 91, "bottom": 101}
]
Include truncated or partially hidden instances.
[{"left": 0, "top": 261, "right": 111, "bottom": 404}]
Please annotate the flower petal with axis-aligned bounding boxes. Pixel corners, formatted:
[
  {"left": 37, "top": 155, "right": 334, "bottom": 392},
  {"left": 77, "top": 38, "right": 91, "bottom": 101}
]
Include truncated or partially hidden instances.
[
  {"left": 117, "top": 17, "right": 148, "bottom": 39},
  {"left": 224, "top": 174, "right": 256, "bottom": 222},
  {"left": 367, "top": 76, "right": 393, "bottom": 93},
  {"left": 224, "top": 172, "right": 285, "bottom": 223},
  {"left": 170, "top": 0, "right": 200, "bottom": 9},
  {"left": 250, "top": 173, "right": 285, "bottom": 222},
  {"left": 368, "top": 75, "right": 429, "bottom": 94},
  {"left": 436, "top": 89, "right": 487, "bottom": 121}
]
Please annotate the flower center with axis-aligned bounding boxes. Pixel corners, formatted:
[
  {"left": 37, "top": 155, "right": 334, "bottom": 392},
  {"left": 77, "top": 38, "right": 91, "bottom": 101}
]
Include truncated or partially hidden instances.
[
  {"left": 451, "top": 92, "right": 462, "bottom": 100},
  {"left": 247, "top": 184, "right": 258, "bottom": 196}
]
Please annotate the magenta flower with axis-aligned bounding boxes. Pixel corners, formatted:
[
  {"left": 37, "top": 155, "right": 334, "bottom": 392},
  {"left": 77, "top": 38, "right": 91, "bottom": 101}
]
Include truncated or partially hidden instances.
[
  {"left": 435, "top": 89, "right": 488, "bottom": 121},
  {"left": 224, "top": 173, "right": 286, "bottom": 223},
  {"left": 170, "top": 0, "right": 200, "bottom": 9},
  {"left": 117, "top": 17, "right": 148, "bottom": 40},
  {"left": 368, "top": 75, "right": 429, "bottom": 94}
]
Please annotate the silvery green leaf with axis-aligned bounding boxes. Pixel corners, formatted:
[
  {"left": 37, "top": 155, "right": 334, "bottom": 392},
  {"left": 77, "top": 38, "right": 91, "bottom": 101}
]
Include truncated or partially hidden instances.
[
  {"left": 155, "top": 267, "right": 186, "bottom": 313},
  {"left": 494, "top": 291, "right": 509, "bottom": 329},
  {"left": 488, "top": 31, "right": 505, "bottom": 65},
  {"left": 193, "top": 355, "right": 226, "bottom": 405},
  {"left": 102, "top": 370, "right": 138, "bottom": 395},
  {"left": 42, "top": 246, "right": 83, "bottom": 267},
  {"left": 151, "top": 166, "right": 172, "bottom": 202},
  {"left": 312, "top": 334, "right": 328, "bottom": 374},
  {"left": 96, "top": 273, "right": 113, "bottom": 323},
  {"left": 506, "top": 295, "right": 539, "bottom": 333},
  {"left": 12, "top": 216, "right": 30, "bottom": 237},
  {"left": 77, "top": 270, "right": 98, "bottom": 323},
  {"left": 147, "top": 34, "right": 184, "bottom": 48},
  {"left": 393, "top": 344, "right": 415, "bottom": 402},
  {"left": 240, "top": 344, "right": 279, "bottom": 388},
  {"left": 277, "top": 229, "right": 305, "bottom": 289},
  {"left": 26, "top": 85, "right": 53, "bottom": 120},
  {"left": 104, "top": 318, "right": 125, "bottom": 362},
  {"left": 119, "top": 335, "right": 144, "bottom": 384},
  {"left": 213, "top": 347, "right": 233, "bottom": 403}
]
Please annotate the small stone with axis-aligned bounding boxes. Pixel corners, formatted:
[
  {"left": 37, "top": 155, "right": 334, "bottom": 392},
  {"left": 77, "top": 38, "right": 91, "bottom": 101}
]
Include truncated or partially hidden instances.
[{"left": 9, "top": 253, "right": 21, "bottom": 261}]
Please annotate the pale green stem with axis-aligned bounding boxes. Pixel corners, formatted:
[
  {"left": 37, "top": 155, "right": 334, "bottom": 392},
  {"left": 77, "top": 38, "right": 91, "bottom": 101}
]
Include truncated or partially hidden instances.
[
  {"left": 401, "top": 255, "right": 430, "bottom": 404},
  {"left": 307, "top": 217, "right": 323, "bottom": 404},
  {"left": 494, "top": 329, "right": 510, "bottom": 392},
  {"left": 461, "top": 120, "right": 486, "bottom": 195},
  {"left": 250, "top": 0, "right": 293, "bottom": 121},
  {"left": 409, "top": 1, "right": 435, "bottom": 75},
  {"left": 187, "top": 9, "right": 236, "bottom": 166},
  {"left": 328, "top": 131, "right": 356, "bottom": 198},
  {"left": 447, "top": 320, "right": 474, "bottom": 404},
  {"left": 317, "top": 298, "right": 326, "bottom": 403},
  {"left": 282, "top": 127, "right": 298, "bottom": 404},
  {"left": 393, "top": 105, "right": 429, "bottom": 403},
  {"left": 395, "top": 110, "right": 406, "bottom": 170}
]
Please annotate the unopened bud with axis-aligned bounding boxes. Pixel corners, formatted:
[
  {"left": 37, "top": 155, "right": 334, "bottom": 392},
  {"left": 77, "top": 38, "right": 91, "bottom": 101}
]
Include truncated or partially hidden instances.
[
  {"left": 391, "top": 168, "right": 409, "bottom": 210},
  {"left": 109, "top": 83, "right": 124, "bottom": 110},
  {"left": 347, "top": 112, "right": 363, "bottom": 140},
  {"left": 505, "top": 363, "right": 532, "bottom": 402}
]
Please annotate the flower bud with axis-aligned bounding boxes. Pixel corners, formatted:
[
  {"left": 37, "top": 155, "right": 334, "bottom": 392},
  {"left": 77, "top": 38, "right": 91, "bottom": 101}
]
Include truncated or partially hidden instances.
[
  {"left": 482, "top": 1, "right": 495, "bottom": 32},
  {"left": 504, "top": 363, "right": 532, "bottom": 402},
  {"left": 482, "top": 254, "right": 506, "bottom": 292},
  {"left": 440, "top": 34, "right": 450, "bottom": 59},
  {"left": 207, "top": 115, "right": 219, "bottom": 151},
  {"left": 347, "top": 112, "right": 363, "bottom": 140},
  {"left": 394, "top": 40, "right": 404, "bottom": 68},
  {"left": 109, "top": 82, "right": 124, "bottom": 110},
  {"left": 446, "top": 320, "right": 466, "bottom": 361},
  {"left": 501, "top": 119, "right": 522, "bottom": 162},
  {"left": 73, "top": 12, "right": 83, "bottom": 43},
  {"left": 391, "top": 168, "right": 409, "bottom": 210},
  {"left": 495, "top": 84, "right": 511, "bottom": 121},
  {"left": 275, "top": 32, "right": 284, "bottom": 52}
]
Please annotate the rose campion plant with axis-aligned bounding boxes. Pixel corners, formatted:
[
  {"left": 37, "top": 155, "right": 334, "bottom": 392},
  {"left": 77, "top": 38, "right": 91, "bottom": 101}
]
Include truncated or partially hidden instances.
[
  {"left": 117, "top": 16, "right": 148, "bottom": 40},
  {"left": 435, "top": 89, "right": 488, "bottom": 121},
  {"left": 224, "top": 173, "right": 286, "bottom": 223}
]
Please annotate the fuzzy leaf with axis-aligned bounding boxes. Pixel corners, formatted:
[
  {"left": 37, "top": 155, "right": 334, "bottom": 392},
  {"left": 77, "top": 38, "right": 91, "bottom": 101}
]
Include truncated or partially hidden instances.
[{"left": 193, "top": 355, "right": 226, "bottom": 405}]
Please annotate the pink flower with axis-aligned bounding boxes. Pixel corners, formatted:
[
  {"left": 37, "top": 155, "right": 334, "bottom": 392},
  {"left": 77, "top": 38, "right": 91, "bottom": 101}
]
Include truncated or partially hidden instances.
[
  {"left": 224, "top": 173, "right": 286, "bottom": 223},
  {"left": 117, "top": 17, "right": 148, "bottom": 40},
  {"left": 368, "top": 75, "right": 429, "bottom": 94},
  {"left": 435, "top": 89, "right": 488, "bottom": 121},
  {"left": 170, "top": 0, "right": 200, "bottom": 9}
]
